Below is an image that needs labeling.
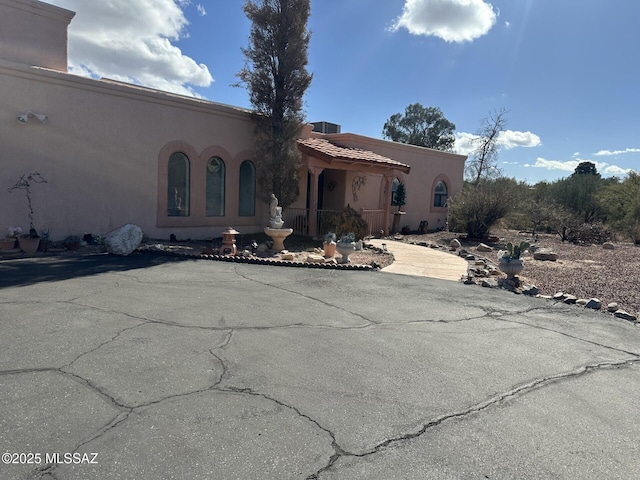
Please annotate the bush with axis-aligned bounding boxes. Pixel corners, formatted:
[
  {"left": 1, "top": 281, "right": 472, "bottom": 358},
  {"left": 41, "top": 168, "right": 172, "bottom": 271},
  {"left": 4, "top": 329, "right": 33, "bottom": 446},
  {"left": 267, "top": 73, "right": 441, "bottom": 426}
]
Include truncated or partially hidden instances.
[
  {"left": 448, "top": 180, "right": 514, "bottom": 238},
  {"left": 565, "top": 222, "right": 613, "bottom": 244},
  {"left": 320, "top": 206, "right": 368, "bottom": 241}
]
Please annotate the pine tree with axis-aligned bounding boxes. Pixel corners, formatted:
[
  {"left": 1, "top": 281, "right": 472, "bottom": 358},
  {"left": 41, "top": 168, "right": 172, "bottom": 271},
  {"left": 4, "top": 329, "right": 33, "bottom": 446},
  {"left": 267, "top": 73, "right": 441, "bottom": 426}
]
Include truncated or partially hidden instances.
[{"left": 237, "top": 0, "right": 313, "bottom": 208}]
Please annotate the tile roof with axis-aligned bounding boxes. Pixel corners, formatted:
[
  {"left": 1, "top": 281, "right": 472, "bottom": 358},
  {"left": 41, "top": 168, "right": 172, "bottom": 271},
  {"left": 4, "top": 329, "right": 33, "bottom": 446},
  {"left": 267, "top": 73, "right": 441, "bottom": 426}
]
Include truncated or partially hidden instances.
[{"left": 298, "top": 138, "right": 410, "bottom": 172}]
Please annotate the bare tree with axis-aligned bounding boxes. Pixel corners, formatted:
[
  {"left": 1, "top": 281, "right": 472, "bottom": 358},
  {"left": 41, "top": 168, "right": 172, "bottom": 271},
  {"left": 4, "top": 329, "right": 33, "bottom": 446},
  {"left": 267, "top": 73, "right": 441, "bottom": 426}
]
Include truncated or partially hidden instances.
[
  {"left": 237, "top": 0, "right": 313, "bottom": 208},
  {"left": 465, "top": 109, "right": 507, "bottom": 185}
]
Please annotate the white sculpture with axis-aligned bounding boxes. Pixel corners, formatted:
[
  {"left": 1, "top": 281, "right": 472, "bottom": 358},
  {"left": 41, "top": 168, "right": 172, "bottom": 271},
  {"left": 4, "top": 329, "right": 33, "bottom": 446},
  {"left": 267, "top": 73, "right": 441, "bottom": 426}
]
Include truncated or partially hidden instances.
[{"left": 269, "top": 194, "right": 284, "bottom": 229}]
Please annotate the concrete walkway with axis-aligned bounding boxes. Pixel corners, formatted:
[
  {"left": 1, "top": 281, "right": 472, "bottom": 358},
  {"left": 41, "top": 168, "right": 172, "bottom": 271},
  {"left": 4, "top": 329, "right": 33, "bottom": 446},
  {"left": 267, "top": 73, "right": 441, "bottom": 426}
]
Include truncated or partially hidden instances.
[{"left": 368, "top": 239, "right": 468, "bottom": 281}]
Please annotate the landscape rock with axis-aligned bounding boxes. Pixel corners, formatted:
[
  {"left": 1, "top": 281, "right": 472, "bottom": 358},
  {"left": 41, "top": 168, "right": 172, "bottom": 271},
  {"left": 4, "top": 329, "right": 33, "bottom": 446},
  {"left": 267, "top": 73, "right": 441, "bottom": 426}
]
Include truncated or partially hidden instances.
[
  {"left": 607, "top": 302, "right": 619, "bottom": 313},
  {"left": 576, "top": 299, "right": 588, "bottom": 306},
  {"left": 522, "top": 285, "right": 539, "bottom": 296},
  {"left": 533, "top": 249, "right": 558, "bottom": 261},
  {"left": 257, "top": 243, "right": 269, "bottom": 253},
  {"left": 281, "top": 252, "right": 295, "bottom": 260},
  {"left": 476, "top": 243, "right": 493, "bottom": 252},
  {"left": 465, "top": 254, "right": 476, "bottom": 261},
  {"left": 602, "top": 242, "right": 615, "bottom": 250},
  {"left": 450, "top": 238, "right": 462, "bottom": 249},
  {"left": 553, "top": 292, "right": 565, "bottom": 300},
  {"left": 306, "top": 254, "right": 325, "bottom": 263},
  {"left": 563, "top": 295, "right": 578, "bottom": 305},
  {"left": 482, "top": 278, "right": 498, "bottom": 288},
  {"left": 104, "top": 224, "right": 143, "bottom": 256},
  {"left": 614, "top": 310, "right": 637, "bottom": 322},
  {"left": 585, "top": 298, "right": 602, "bottom": 310}
]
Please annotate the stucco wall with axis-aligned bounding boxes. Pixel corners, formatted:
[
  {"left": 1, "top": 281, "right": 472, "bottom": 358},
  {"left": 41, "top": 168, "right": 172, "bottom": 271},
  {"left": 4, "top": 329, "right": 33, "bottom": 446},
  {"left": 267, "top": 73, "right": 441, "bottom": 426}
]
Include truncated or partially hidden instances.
[
  {"left": 1, "top": 61, "right": 265, "bottom": 240},
  {"left": 0, "top": 0, "right": 74, "bottom": 72},
  {"left": 323, "top": 133, "right": 466, "bottom": 231}
]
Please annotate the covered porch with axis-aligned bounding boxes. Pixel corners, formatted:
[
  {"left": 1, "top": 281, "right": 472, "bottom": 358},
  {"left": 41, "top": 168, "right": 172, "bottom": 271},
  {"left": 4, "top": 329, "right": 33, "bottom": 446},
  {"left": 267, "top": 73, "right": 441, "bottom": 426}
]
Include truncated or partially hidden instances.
[{"left": 290, "top": 138, "right": 411, "bottom": 238}]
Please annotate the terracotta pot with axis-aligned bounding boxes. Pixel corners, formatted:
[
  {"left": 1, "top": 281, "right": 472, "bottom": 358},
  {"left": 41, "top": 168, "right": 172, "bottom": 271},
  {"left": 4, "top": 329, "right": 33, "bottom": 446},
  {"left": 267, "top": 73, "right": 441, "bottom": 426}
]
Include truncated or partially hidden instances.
[
  {"left": 0, "top": 238, "right": 16, "bottom": 250},
  {"left": 323, "top": 241, "right": 337, "bottom": 258},
  {"left": 18, "top": 236, "right": 40, "bottom": 254},
  {"left": 498, "top": 257, "right": 524, "bottom": 278}
]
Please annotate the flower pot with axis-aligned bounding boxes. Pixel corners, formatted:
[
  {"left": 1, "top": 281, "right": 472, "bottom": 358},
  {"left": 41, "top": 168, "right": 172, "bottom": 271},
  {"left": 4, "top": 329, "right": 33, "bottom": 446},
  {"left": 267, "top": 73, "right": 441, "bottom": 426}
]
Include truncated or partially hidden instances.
[
  {"left": 0, "top": 238, "right": 16, "bottom": 250},
  {"left": 18, "top": 236, "right": 40, "bottom": 255},
  {"left": 323, "top": 241, "right": 337, "bottom": 258},
  {"left": 336, "top": 241, "right": 355, "bottom": 264},
  {"left": 498, "top": 257, "right": 524, "bottom": 278}
]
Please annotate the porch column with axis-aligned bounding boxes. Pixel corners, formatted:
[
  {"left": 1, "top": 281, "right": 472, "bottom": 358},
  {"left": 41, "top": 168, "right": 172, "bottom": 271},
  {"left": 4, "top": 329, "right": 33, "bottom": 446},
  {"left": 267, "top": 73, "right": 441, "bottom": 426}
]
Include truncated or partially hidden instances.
[
  {"left": 308, "top": 165, "right": 324, "bottom": 237},
  {"left": 382, "top": 174, "right": 393, "bottom": 235}
]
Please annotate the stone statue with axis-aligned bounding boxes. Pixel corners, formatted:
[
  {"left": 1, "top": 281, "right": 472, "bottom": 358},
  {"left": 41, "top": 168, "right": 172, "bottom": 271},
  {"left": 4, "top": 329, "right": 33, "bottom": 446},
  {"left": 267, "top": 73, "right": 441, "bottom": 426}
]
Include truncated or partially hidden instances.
[{"left": 268, "top": 193, "right": 284, "bottom": 229}]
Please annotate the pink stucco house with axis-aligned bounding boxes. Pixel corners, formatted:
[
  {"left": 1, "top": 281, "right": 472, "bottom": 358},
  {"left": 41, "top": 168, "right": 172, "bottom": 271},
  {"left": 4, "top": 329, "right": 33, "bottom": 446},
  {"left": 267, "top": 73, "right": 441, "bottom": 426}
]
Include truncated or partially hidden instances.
[{"left": 1, "top": 0, "right": 466, "bottom": 241}]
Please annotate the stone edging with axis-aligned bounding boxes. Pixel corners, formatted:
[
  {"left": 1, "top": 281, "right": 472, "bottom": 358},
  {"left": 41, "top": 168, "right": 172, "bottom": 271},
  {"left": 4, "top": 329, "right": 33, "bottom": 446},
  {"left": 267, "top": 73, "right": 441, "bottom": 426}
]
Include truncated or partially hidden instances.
[{"left": 137, "top": 248, "right": 374, "bottom": 271}]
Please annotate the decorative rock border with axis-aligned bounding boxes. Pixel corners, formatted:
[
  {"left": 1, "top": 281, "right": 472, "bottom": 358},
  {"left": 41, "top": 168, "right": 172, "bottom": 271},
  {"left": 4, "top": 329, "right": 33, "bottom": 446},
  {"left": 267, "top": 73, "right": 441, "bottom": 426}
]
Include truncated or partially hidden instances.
[{"left": 136, "top": 247, "right": 374, "bottom": 271}]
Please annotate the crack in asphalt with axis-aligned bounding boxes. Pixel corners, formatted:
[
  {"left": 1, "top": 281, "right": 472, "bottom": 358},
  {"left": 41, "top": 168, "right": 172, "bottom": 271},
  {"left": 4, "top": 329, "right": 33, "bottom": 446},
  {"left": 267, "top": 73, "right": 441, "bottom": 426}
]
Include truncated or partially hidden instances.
[{"left": 307, "top": 357, "right": 640, "bottom": 478}]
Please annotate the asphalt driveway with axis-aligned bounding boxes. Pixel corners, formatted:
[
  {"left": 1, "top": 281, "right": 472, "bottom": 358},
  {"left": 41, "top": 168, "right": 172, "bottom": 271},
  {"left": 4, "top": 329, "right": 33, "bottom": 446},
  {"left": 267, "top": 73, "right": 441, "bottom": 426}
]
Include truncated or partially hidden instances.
[{"left": 1, "top": 254, "right": 639, "bottom": 479}]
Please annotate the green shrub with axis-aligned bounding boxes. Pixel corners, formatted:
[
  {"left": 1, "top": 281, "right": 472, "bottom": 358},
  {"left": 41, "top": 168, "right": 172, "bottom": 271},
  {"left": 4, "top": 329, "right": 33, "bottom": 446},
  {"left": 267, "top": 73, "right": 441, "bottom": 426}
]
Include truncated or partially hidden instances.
[{"left": 320, "top": 206, "right": 368, "bottom": 241}]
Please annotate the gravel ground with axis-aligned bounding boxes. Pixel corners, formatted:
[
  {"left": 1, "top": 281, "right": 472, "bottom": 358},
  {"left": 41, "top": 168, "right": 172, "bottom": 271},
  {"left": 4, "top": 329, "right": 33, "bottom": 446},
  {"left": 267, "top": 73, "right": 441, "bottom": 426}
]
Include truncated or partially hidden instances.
[{"left": 397, "top": 229, "right": 640, "bottom": 317}]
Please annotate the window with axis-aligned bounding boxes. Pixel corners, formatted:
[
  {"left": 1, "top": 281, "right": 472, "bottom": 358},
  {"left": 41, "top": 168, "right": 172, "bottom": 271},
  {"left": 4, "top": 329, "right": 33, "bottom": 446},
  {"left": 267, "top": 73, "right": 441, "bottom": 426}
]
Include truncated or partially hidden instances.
[
  {"left": 390, "top": 177, "right": 400, "bottom": 205},
  {"left": 206, "top": 156, "right": 225, "bottom": 216},
  {"left": 239, "top": 160, "right": 256, "bottom": 216},
  {"left": 434, "top": 180, "right": 447, "bottom": 207},
  {"left": 167, "top": 152, "right": 190, "bottom": 216}
]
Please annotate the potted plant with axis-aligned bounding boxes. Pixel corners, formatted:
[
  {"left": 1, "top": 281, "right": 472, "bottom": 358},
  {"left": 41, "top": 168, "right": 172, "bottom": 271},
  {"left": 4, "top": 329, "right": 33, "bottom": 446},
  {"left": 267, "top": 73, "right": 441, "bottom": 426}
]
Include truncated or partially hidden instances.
[
  {"left": 323, "top": 232, "right": 337, "bottom": 258},
  {"left": 1, "top": 227, "right": 22, "bottom": 250},
  {"left": 336, "top": 232, "right": 356, "bottom": 263},
  {"left": 497, "top": 241, "right": 530, "bottom": 278},
  {"left": 7, "top": 171, "right": 47, "bottom": 254},
  {"left": 391, "top": 181, "right": 406, "bottom": 234}
]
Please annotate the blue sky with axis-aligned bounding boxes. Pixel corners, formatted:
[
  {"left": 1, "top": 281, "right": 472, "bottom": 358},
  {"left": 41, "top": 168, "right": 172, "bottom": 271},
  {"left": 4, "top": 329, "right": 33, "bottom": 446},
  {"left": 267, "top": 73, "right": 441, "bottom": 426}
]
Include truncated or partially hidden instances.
[{"left": 48, "top": 0, "right": 639, "bottom": 183}]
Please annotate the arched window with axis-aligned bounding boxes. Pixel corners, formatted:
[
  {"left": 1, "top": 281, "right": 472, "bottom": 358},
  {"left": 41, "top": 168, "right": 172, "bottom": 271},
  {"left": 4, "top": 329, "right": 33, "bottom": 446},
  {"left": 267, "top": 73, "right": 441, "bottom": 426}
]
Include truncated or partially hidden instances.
[
  {"left": 239, "top": 160, "right": 256, "bottom": 216},
  {"left": 206, "top": 156, "right": 225, "bottom": 216},
  {"left": 434, "top": 180, "right": 448, "bottom": 207},
  {"left": 167, "top": 152, "right": 190, "bottom": 216}
]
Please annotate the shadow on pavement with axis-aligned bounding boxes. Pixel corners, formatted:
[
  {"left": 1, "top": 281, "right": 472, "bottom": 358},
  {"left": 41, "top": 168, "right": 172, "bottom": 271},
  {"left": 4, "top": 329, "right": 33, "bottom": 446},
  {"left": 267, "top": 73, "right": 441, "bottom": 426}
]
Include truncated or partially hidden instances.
[{"left": 0, "top": 253, "right": 193, "bottom": 289}]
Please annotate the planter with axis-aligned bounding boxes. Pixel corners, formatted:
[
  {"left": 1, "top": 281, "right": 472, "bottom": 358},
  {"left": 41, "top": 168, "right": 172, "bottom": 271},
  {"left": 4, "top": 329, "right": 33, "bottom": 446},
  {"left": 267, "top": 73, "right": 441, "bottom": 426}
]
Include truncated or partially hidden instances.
[
  {"left": 18, "top": 236, "right": 40, "bottom": 254},
  {"left": 0, "top": 238, "right": 16, "bottom": 250},
  {"left": 336, "top": 241, "right": 355, "bottom": 264},
  {"left": 323, "top": 241, "right": 337, "bottom": 258},
  {"left": 391, "top": 211, "right": 406, "bottom": 234},
  {"left": 498, "top": 257, "right": 524, "bottom": 278}
]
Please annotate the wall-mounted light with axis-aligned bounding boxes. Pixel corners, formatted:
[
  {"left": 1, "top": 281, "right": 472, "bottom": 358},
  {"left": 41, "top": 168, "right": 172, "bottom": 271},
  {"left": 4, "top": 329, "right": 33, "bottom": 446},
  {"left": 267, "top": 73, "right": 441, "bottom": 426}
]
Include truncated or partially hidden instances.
[{"left": 17, "top": 111, "right": 48, "bottom": 125}]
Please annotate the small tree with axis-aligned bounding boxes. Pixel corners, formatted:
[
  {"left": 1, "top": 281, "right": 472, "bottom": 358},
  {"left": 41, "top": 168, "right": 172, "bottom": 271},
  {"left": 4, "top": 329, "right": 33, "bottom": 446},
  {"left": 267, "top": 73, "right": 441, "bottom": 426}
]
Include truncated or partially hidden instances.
[
  {"left": 465, "top": 109, "right": 507, "bottom": 185},
  {"left": 237, "top": 0, "right": 313, "bottom": 208},
  {"left": 392, "top": 181, "right": 406, "bottom": 211},
  {"left": 382, "top": 103, "right": 456, "bottom": 151}
]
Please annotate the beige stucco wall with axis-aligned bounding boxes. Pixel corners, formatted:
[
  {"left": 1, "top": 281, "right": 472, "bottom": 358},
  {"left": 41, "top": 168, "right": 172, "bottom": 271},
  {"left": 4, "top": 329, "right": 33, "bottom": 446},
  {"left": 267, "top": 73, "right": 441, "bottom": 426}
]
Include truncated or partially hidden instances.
[
  {"left": 322, "top": 133, "right": 466, "bottom": 231},
  {"left": 0, "top": 0, "right": 74, "bottom": 72},
  {"left": 1, "top": 60, "right": 265, "bottom": 240}
]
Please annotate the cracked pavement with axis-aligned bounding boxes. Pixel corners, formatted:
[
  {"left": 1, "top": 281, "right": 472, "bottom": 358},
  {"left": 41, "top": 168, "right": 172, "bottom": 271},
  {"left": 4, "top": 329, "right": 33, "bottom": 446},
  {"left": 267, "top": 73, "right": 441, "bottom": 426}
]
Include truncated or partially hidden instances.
[{"left": 1, "top": 254, "right": 639, "bottom": 479}]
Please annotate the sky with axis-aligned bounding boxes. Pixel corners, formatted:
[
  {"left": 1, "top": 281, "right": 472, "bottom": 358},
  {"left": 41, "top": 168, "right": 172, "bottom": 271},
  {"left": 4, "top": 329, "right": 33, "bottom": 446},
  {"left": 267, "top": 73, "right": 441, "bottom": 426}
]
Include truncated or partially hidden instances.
[{"left": 46, "top": 0, "right": 640, "bottom": 184}]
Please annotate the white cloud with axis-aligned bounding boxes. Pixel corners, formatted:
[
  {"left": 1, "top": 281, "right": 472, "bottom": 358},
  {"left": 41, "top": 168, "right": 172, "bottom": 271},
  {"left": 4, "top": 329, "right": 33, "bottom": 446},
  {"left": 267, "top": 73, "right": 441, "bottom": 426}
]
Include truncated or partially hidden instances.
[
  {"left": 593, "top": 148, "right": 640, "bottom": 156},
  {"left": 498, "top": 130, "right": 541, "bottom": 149},
  {"left": 196, "top": 4, "right": 207, "bottom": 16},
  {"left": 392, "top": 0, "right": 497, "bottom": 43},
  {"left": 454, "top": 129, "right": 541, "bottom": 155},
  {"left": 47, "top": 0, "right": 213, "bottom": 97},
  {"left": 524, "top": 158, "right": 633, "bottom": 176}
]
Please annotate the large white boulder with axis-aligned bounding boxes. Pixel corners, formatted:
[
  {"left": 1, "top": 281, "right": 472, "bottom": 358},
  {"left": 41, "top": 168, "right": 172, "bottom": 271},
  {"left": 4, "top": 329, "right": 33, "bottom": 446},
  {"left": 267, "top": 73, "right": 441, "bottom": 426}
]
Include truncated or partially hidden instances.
[{"left": 105, "top": 224, "right": 143, "bottom": 256}]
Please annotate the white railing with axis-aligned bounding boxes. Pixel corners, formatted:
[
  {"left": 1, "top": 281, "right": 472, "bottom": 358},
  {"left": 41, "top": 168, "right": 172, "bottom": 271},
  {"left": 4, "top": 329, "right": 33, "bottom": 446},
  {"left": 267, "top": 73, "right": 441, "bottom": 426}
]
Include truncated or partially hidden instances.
[
  {"left": 360, "top": 209, "right": 386, "bottom": 237},
  {"left": 283, "top": 207, "right": 308, "bottom": 235}
]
